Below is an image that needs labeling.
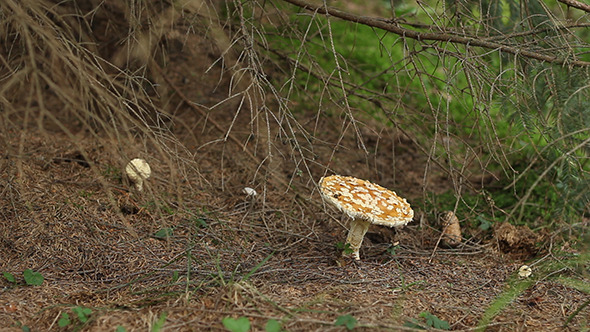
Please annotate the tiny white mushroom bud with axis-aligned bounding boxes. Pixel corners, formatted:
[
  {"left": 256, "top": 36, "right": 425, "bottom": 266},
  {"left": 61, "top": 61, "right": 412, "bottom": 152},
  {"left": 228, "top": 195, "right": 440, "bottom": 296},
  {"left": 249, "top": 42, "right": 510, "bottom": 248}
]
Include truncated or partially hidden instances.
[
  {"left": 125, "top": 158, "right": 151, "bottom": 191},
  {"left": 518, "top": 265, "right": 532, "bottom": 278},
  {"left": 242, "top": 187, "right": 257, "bottom": 197}
]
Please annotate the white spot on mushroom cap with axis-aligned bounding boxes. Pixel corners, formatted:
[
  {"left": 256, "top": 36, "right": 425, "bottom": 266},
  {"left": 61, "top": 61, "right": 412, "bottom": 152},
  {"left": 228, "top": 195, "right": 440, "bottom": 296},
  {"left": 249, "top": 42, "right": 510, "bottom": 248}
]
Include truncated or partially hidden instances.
[
  {"left": 319, "top": 175, "right": 414, "bottom": 227},
  {"left": 125, "top": 158, "right": 151, "bottom": 191}
]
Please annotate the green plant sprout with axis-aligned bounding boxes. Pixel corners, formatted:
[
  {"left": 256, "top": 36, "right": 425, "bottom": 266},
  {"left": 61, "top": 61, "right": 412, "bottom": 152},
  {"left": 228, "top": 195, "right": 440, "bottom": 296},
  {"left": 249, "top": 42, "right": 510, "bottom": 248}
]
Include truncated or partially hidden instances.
[
  {"left": 386, "top": 244, "right": 400, "bottom": 255},
  {"left": 23, "top": 269, "right": 43, "bottom": 286},
  {"left": 336, "top": 242, "right": 354, "bottom": 255},
  {"left": 57, "top": 313, "right": 71, "bottom": 327},
  {"left": 334, "top": 314, "right": 357, "bottom": 330},
  {"left": 222, "top": 316, "right": 250, "bottom": 332},
  {"left": 58, "top": 306, "right": 92, "bottom": 328},
  {"left": 404, "top": 311, "right": 450, "bottom": 330},
  {"left": 2, "top": 272, "right": 16, "bottom": 284},
  {"left": 265, "top": 319, "right": 282, "bottom": 332},
  {"left": 153, "top": 227, "right": 174, "bottom": 239}
]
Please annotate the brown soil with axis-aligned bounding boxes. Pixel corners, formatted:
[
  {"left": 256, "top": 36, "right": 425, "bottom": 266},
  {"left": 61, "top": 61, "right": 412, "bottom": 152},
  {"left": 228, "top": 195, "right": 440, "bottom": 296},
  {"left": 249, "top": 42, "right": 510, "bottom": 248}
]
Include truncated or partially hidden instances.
[{"left": 1, "top": 8, "right": 588, "bottom": 332}]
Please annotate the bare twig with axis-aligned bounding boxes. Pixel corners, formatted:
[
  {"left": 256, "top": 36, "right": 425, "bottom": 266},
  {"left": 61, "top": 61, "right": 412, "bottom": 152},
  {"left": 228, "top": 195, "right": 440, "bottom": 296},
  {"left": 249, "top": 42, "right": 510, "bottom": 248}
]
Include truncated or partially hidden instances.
[
  {"left": 280, "top": 0, "right": 590, "bottom": 66},
  {"left": 558, "top": 0, "right": 590, "bottom": 13}
]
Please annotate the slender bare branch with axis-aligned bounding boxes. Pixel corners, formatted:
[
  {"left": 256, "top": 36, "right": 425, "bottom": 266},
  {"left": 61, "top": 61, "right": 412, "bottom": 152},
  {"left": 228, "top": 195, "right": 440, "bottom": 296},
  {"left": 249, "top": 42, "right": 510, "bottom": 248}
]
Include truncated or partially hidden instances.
[
  {"left": 280, "top": 0, "right": 590, "bottom": 67},
  {"left": 558, "top": 0, "right": 590, "bottom": 13}
]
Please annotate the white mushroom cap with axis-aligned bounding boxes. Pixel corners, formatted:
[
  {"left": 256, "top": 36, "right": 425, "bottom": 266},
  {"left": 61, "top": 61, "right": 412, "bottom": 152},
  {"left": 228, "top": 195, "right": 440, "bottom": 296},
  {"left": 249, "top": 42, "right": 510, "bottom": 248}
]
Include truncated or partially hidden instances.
[
  {"left": 518, "top": 265, "right": 532, "bottom": 278},
  {"left": 242, "top": 187, "right": 257, "bottom": 197},
  {"left": 125, "top": 158, "right": 151, "bottom": 191},
  {"left": 319, "top": 175, "right": 414, "bottom": 227}
]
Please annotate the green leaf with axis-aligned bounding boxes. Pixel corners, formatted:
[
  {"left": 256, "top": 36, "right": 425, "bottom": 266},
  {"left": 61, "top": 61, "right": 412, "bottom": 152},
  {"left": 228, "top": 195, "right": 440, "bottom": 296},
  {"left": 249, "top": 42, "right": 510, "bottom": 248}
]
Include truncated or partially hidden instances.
[
  {"left": 3, "top": 271, "right": 16, "bottom": 283},
  {"left": 386, "top": 244, "right": 399, "bottom": 255},
  {"left": 116, "top": 326, "right": 127, "bottom": 332},
  {"left": 222, "top": 317, "right": 251, "bottom": 332},
  {"left": 153, "top": 228, "right": 173, "bottom": 239},
  {"left": 334, "top": 314, "right": 357, "bottom": 330},
  {"left": 72, "top": 306, "right": 92, "bottom": 323},
  {"left": 22, "top": 269, "right": 44, "bottom": 286},
  {"left": 265, "top": 319, "right": 282, "bottom": 332},
  {"left": 420, "top": 312, "right": 450, "bottom": 330},
  {"left": 58, "top": 313, "right": 71, "bottom": 327},
  {"left": 336, "top": 242, "right": 354, "bottom": 254},
  {"left": 477, "top": 215, "right": 492, "bottom": 231}
]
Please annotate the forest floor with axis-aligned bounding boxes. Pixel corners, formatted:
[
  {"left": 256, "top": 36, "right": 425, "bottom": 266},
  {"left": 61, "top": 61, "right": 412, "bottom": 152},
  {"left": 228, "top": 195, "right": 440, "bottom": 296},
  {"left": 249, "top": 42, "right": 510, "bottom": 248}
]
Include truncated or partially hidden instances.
[{"left": 1, "top": 20, "right": 589, "bottom": 332}]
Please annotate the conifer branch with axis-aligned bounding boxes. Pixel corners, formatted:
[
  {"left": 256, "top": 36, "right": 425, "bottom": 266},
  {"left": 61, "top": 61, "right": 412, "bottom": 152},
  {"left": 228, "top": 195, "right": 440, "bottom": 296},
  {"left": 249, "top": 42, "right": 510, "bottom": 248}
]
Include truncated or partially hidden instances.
[
  {"left": 281, "top": 0, "right": 590, "bottom": 67},
  {"left": 558, "top": 0, "right": 590, "bottom": 13}
]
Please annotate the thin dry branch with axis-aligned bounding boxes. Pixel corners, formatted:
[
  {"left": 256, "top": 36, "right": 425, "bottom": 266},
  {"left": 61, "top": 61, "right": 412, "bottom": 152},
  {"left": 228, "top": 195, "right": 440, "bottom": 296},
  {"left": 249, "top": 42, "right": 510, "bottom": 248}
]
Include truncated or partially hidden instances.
[
  {"left": 558, "top": 0, "right": 590, "bottom": 13},
  {"left": 280, "top": 0, "right": 590, "bottom": 67}
]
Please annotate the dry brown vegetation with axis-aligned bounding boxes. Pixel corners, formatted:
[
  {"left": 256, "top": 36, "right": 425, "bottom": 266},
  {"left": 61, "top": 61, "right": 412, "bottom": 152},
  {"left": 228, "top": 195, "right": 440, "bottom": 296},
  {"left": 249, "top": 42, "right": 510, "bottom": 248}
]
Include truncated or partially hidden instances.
[{"left": 0, "top": 0, "right": 588, "bottom": 331}]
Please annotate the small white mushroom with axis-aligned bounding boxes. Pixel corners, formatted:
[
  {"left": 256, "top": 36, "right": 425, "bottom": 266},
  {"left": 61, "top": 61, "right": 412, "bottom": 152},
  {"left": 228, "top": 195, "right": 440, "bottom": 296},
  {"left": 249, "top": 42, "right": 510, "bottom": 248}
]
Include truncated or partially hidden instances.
[
  {"left": 242, "top": 187, "right": 257, "bottom": 197},
  {"left": 319, "top": 175, "right": 414, "bottom": 260},
  {"left": 518, "top": 265, "right": 532, "bottom": 278},
  {"left": 125, "top": 158, "right": 151, "bottom": 191}
]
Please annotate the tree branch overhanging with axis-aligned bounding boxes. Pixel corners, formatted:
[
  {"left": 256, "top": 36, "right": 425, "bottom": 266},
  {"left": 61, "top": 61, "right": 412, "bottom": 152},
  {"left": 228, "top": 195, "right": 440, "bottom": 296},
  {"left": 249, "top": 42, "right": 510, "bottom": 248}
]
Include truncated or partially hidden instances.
[
  {"left": 280, "top": 0, "right": 590, "bottom": 67},
  {"left": 558, "top": 0, "right": 590, "bottom": 14}
]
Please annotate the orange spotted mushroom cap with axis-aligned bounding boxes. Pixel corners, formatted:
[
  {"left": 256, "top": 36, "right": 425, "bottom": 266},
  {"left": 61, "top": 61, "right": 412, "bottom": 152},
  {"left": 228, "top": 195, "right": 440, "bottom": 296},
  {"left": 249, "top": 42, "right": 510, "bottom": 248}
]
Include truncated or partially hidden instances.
[{"left": 319, "top": 175, "right": 413, "bottom": 227}]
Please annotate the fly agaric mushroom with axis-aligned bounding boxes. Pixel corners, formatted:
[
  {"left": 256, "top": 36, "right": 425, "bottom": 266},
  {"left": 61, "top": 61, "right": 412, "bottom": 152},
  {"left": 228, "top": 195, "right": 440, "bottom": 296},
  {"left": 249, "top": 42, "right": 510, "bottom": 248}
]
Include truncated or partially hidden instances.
[
  {"left": 319, "top": 175, "right": 414, "bottom": 260},
  {"left": 125, "top": 158, "right": 151, "bottom": 191}
]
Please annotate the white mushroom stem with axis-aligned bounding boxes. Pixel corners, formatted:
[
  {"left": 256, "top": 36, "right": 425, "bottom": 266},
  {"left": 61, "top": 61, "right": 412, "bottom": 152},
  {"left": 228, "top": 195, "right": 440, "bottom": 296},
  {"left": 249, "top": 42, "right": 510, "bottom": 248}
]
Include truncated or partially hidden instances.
[
  {"left": 133, "top": 177, "right": 145, "bottom": 191},
  {"left": 344, "top": 219, "right": 371, "bottom": 260}
]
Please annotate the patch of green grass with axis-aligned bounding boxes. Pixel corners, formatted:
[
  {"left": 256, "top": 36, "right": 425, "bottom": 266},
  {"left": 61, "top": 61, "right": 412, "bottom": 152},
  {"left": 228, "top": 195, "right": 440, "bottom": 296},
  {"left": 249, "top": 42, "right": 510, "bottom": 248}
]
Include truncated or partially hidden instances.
[
  {"left": 555, "top": 276, "right": 590, "bottom": 294},
  {"left": 476, "top": 278, "right": 534, "bottom": 331},
  {"left": 269, "top": 17, "right": 478, "bottom": 125},
  {"left": 424, "top": 167, "right": 580, "bottom": 233},
  {"left": 477, "top": 252, "right": 589, "bottom": 330}
]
